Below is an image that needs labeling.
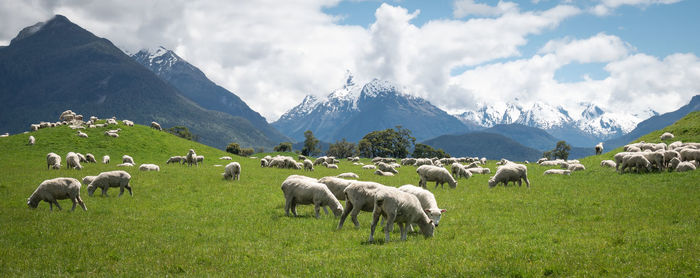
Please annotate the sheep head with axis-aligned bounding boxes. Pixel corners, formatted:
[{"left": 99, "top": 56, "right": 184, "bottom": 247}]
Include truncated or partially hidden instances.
[{"left": 425, "top": 208, "right": 446, "bottom": 227}]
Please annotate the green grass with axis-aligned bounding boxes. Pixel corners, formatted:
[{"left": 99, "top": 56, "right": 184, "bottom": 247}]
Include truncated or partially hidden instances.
[{"left": 0, "top": 116, "right": 698, "bottom": 277}]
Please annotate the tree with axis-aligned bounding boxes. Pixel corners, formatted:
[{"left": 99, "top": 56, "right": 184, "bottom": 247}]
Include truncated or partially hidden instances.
[
  {"left": 167, "top": 126, "right": 199, "bottom": 141},
  {"left": 226, "top": 142, "right": 242, "bottom": 155},
  {"left": 240, "top": 148, "right": 255, "bottom": 157},
  {"left": 301, "top": 130, "right": 320, "bottom": 156},
  {"left": 358, "top": 126, "right": 416, "bottom": 158},
  {"left": 274, "top": 142, "right": 293, "bottom": 152},
  {"left": 412, "top": 143, "right": 450, "bottom": 158},
  {"left": 326, "top": 138, "right": 356, "bottom": 159},
  {"left": 547, "top": 140, "right": 571, "bottom": 160}
]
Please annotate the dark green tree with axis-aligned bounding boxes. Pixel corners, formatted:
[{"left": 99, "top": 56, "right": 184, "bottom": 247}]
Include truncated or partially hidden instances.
[
  {"left": 326, "top": 138, "right": 356, "bottom": 159},
  {"left": 274, "top": 142, "right": 293, "bottom": 152},
  {"left": 240, "top": 148, "right": 255, "bottom": 157},
  {"left": 550, "top": 140, "right": 571, "bottom": 160},
  {"left": 412, "top": 143, "right": 450, "bottom": 158},
  {"left": 167, "top": 126, "right": 199, "bottom": 141},
  {"left": 358, "top": 126, "right": 416, "bottom": 158},
  {"left": 301, "top": 130, "right": 320, "bottom": 156},
  {"left": 226, "top": 142, "right": 242, "bottom": 155},
  {"left": 358, "top": 139, "right": 373, "bottom": 158}
]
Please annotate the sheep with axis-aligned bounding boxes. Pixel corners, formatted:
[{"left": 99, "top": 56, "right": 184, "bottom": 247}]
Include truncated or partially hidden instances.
[
  {"left": 219, "top": 156, "right": 232, "bottom": 160},
  {"left": 222, "top": 162, "right": 241, "bottom": 180},
  {"left": 151, "top": 121, "right": 162, "bottom": 131},
  {"left": 28, "top": 135, "right": 35, "bottom": 145},
  {"left": 85, "top": 153, "right": 97, "bottom": 163},
  {"left": 660, "top": 132, "right": 674, "bottom": 140},
  {"left": 326, "top": 163, "right": 339, "bottom": 169},
  {"left": 566, "top": 163, "right": 586, "bottom": 172},
  {"left": 374, "top": 170, "right": 394, "bottom": 176},
  {"left": 450, "top": 163, "right": 472, "bottom": 179},
  {"left": 318, "top": 176, "right": 355, "bottom": 200},
  {"left": 87, "top": 170, "right": 132, "bottom": 197},
  {"left": 260, "top": 158, "right": 269, "bottom": 167},
  {"left": 66, "top": 152, "right": 83, "bottom": 170},
  {"left": 488, "top": 164, "right": 530, "bottom": 188},
  {"left": 536, "top": 158, "right": 548, "bottom": 164},
  {"left": 166, "top": 156, "right": 183, "bottom": 164},
  {"left": 27, "top": 177, "right": 86, "bottom": 211},
  {"left": 46, "top": 152, "right": 61, "bottom": 170},
  {"left": 619, "top": 154, "right": 651, "bottom": 173},
  {"left": 369, "top": 187, "right": 435, "bottom": 242},
  {"left": 196, "top": 155, "right": 205, "bottom": 164},
  {"left": 338, "top": 181, "right": 389, "bottom": 229},
  {"left": 123, "top": 120, "right": 134, "bottom": 126},
  {"left": 77, "top": 131, "right": 88, "bottom": 138},
  {"left": 413, "top": 158, "right": 434, "bottom": 166},
  {"left": 362, "top": 165, "right": 377, "bottom": 170},
  {"left": 82, "top": 176, "right": 97, "bottom": 185},
  {"left": 401, "top": 158, "right": 416, "bottom": 166},
  {"left": 281, "top": 176, "right": 343, "bottom": 218},
  {"left": 398, "top": 184, "right": 446, "bottom": 227},
  {"left": 375, "top": 162, "right": 398, "bottom": 174},
  {"left": 543, "top": 169, "right": 571, "bottom": 175},
  {"left": 116, "top": 163, "right": 134, "bottom": 167},
  {"left": 613, "top": 152, "right": 636, "bottom": 171},
  {"left": 139, "top": 164, "right": 160, "bottom": 171},
  {"left": 186, "top": 149, "right": 198, "bottom": 166},
  {"left": 106, "top": 118, "right": 118, "bottom": 125},
  {"left": 466, "top": 167, "right": 491, "bottom": 175},
  {"left": 122, "top": 155, "right": 135, "bottom": 165},
  {"left": 105, "top": 132, "right": 119, "bottom": 138},
  {"left": 640, "top": 151, "right": 664, "bottom": 171},
  {"left": 600, "top": 160, "right": 616, "bottom": 168},
  {"left": 668, "top": 141, "right": 683, "bottom": 150},
  {"left": 313, "top": 156, "right": 328, "bottom": 166},
  {"left": 680, "top": 148, "right": 700, "bottom": 162},
  {"left": 674, "top": 161, "right": 697, "bottom": 172},
  {"left": 595, "top": 142, "right": 604, "bottom": 155},
  {"left": 75, "top": 153, "right": 87, "bottom": 163},
  {"left": 336, "top": 172, "right": 359, "bottom": 179},
  {"left": 303, "top": 159, "right": 314, "bottom": 171},
  {"left": 416, "top": 165, "right": 457, "bottom": 189},
  {"left": 661, "top": 150, "right": 680, "bottom": 168}
]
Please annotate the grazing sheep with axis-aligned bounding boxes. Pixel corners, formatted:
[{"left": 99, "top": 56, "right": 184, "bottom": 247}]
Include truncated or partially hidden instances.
[
  {"left": 85, "top": 153, "right": 97, "bottom": 163},
  {"left": 139, "top": 164, "right": 160, "bottom": 171},
  {"left": 219, "top": 156, "right": 232, "bottom": 160},
  {"left": 488, "top": 164, "right": 530, "bottom": 188},
  {"left": 674, "top": 161, "right": 697, "bottom": 172},
  {"left": 595, "top": 142, "right": 604, "bottom": 155},
  {"left": 66, "top": 152, "right": 83, "bottom": 170},
  {"left": 196, "top": 155, "right": 205, "bottom": 164},
  {"left": 318, "top": 176, "right": 355, "bottom": 200},
  {"left": 151, "top": 121, "right": 162, "bottom": 131},
  {"left": 281, "top": 176, "right": 343, "bottom": 218},
  {"left": 75, "top": 153, "right": 87, "bottom": 163},
  {"left": 369, "top": 187, "right": 435, "bottom": 242},
  {"left": 662, "top": 150, "right": 680, "bottom": 168},
  {"left": 401, "top": 158, "right": 416, "bottom": 166},
  {"left": 326, "top": 163, "right": 339, "bottom": 169},
  {"left": 566, "top": 163, "right": 586, "bottom": 172},
  {"left": 375, "top": 162, "right": 398, "bottom": 174},
  {"left": 87, "top": 170, "right": 132, "bottom": 197},
  {"left": 537, "top": 158, "right": 548, "bottom": 164},
  {"left": 27, "top": 177, "right": 86, "bottom": 211},
  {"left": 106, "top": 118, "right": 118, "bottom": 125},
  {"left": 122, "top": 155, "right": 135, "bottom": 165},
  {"left": 28, "top": 136, "right": 35, "bottom": 145},
  {"left": 680, "top": 148, "right": 700, "bottom": 162},
  {"left": 450, "top": 163, "right": 472, "bottom": 179},
  {"left": 600, "top": 160, "right": 616, "bottom": 168},
  {"left": 619, "top": 154, "right": 651, "bottom": 173},
  {"left": 82, "top": 176, "right": 97, "bottom": 185},
  {"left": 116, "top": 163, "right": 134, "bottom": 167},
  {"left": 46, "top": 152, "right": 61, "bottom": 170},
  {"left": 123, "top": 120, "right": 134, "bottom": 126},
  {"left": 166, "top": 156, "right": 183, "bottom": 164},
  {"left": 413, "top": 158, "right": 434, "bottom": 166},
  {"left": 77, "top": 131, "right": 88, "bottom": 138},
  {"left": 186, "top": 149, "right": 198, "bottom": 166},
  {"left": 640, "top": 151, "right": 665, "bottom": 171},
  {"left": 668, "top": 141, "right": 683, "bottom": 150},
  {"left": 336, "top": 172, "right": 359, "bottom": 179},
  {"left": 222, "top": 162, "right": 241, "bottom": 180},
  {"left": 613, "top": 152, "right": 636, "bottom": 171},
  {"left": 313, "top": 156, "right": 328, "bottom": 166},
  {"left": 303, "top": 159, "right": 314, "bottom": 171},
  {"left": 260, "top": 158, "right": 269, "bottom": 167},
  {"left": 416, "top": 165, "right": 457, "bottom": 189},
  {"left": 660, "top": 132, "right": 674, "bottom": 140},
  {"left": 362, "top": 165, "right": 377, "bottom": 170},
  {"left": 543, "top": 169, "right": 571, "bottom": 175},
  {"left": 466, "top": 167, "right": 491, "bottom": 175},
  {"left": 338, "top": 181, "right": 389, "bottom": 229},
  {"left": 374, "top": 170, "right": 394, "bottom": 176},
  {"left": 105, "top": 132, "right": 119, "bottom": 138},
  {"left": 398, "top": 184, "right": 446, "bottom": 227}
]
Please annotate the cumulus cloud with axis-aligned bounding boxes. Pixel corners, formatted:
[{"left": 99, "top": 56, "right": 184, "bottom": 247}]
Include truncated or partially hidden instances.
[{"left": 453, "top": 0, "right": 519, "bottom": 18}]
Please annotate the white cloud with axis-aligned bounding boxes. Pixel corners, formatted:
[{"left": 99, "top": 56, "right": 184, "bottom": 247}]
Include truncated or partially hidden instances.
[
  {"left": 592, "top": 0, "right": 682, "bottom": 16},
  {"left": 453, "top": 0, "right": 519, "bottom": 18},
  {"left": 538, "top": 33, "right": 633, "bottom": 64}
]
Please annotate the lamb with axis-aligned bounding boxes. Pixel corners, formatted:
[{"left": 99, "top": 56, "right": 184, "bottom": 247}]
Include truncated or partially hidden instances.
[
  {"left": 28, "top": 135, "right": 35, "bottom": 145},
  {"left": 660, "top": 132, "right": 674, "bottom": 140},
  {"left": 222, "top": 162, "right": 241, "bottom": 180},
  {"left": 85, "top": 153, "right": 97, "bottom": 163},
  {"left": 281, "top": 176, "right": 343, "bottom": 218},
  {"left": 336, "top": 172, "right": 359, "bottom": 179},
  {"left": 122, "top": 155, "right": 135, "bottom": 165},
  {"left": 219, "top": 156, "right": 232, "bottom": 160},
  {"left": 186, "top": 149, "right": 198, "bottom": 166},
  {"left": 87, "top": 170, "right": 133, "bottom": 197},
  {"left": 362, "top": 165, "right": 377, "bottom": 170},
  {"left": 338, "top": 181, "right": 389, "bottom": 229},
  {"left": 46, "top": 152, "right": 61, "bottom": 170},
  {"left": 66, "top": 152, "right": 83, "bottom": 170},
  {"left": 374, "top": 170, "right": 394, "bottom": 176},
  {"left": 398, "top": 184, "right": 446, "bottom": 227},
  {"left": 369, "top": 187, "right": 435, "bottom": 242},
  {"left": 600, "top": 160, "right": 616, "bottom": 168},
  {"left": 77, "top": 131, "right": 88, "bottom": 138},
  {"left": 303, "top": 159, "right": 314, "bottom": 171},
  {"left": 27, "top": 177, "right": 87, "bottom": 211},
  {"left": 151, "top": 121, "right": 162, "bottom": 131},
  {"left": 466, "top": 167, "right": 491, "bottom": 175},
  {"left": 543, "top": 169, "right": 571, "bottom": 175},
  {"left": 488, "top": 164, "right": 530, "bottom": 188},
  {"left": 619, "top": 154, "right": 651, "bottom": 173},
  {"left": 416, "top": 165, "right": 457, "bottom": 189},
  {"left": 106, "top": 118, "right": 118, "bottom": 125},
  {"left": 375, "top": 162, "right": 398, "bottom": 174},
  {"left": 595, "top": 142, "right": 604, "bottom": 155},
  {"left": 166, "top": 156, "right": 183, "bottom": 164},
  {"left": 318, "top": 176, "right": 355, "bottom": 200},
  {"left": 139, "top": 164, "right": 160, "bottom": 171}
]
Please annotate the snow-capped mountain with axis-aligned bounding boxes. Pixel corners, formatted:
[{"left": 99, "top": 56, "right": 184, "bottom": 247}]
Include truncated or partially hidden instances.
[
  {"left": 273, "top": 72, "right": 470, "bottom": 142},
  {"left": 454, "top": 101, "right": 656, "bottom": 146}
]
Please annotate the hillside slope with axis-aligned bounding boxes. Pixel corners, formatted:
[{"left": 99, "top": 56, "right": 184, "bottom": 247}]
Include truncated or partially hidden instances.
[{"left": 422, "top": 132, "right": 542, "bottom": 161}]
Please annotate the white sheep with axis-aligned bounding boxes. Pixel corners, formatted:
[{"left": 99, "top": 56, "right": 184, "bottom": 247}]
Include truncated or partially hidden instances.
[
  {"left": 619, "top": 154, "right": 651, "bottom": 173},
  {"left": 281, "top": 176, "right": 343, "bottom": 218},
  {"left": 27, "top": 177, "right": 86, "bottom": 211},
  {"left": 28, "top": 135, "right": 35, "bottom": 145},
  {"left": 641, "top": 151, "right": 664, "bottom": 171},
  {"left": 595, "top": 142, "right": 604, "bottom": 155},
  {"left": 336, "top": 172, "right": 359, "bottom": 179},
  {"left": 186, "top": 149, "right": 198, "bottom": 166},
  {"left": 326, "top": 163, "right": 339, "bottom": 169},
  {"left": 375, "top": 162, "right": 398, "bottom": 174},
  {"left": 674, "top": 161, "right": 697, "bottom": 172},
  {"left": 196, "top": 155, "right": 205, "bottom": 164},
  {"left": 660, "top": 132, "right": 675, "bottom": 140},
  {"left": 85, "top": 153, "right": 97, "bottom": 163},
  {"left": 369, "top": 187, "right": 435, "bottom": 242},
  {"left": 219, "top": 156, "right": 232, "bottom": 160},
  {"left": 413, "top": 158, "right": 434, "bottom": 166},
  {"left": 166, "top": 156, "right": 183, "bottom": 164},
  {"left": 398, "top": 184, "right": 446, "bottom": 227},
  {"left": 76, "top": 153, "right": 87, "bottom": 163},
  {"left": 303, "top": 159, "right": 314, "bottom": 171},
  {"left": 566, "top": 163, "right": 586, "bottom": 172},
  {"left": 362, "top": 165, "right": 377, "bottom": 170},
  {"left": 662, "top": 150, "right": 680, "bottom": 168},
  {"left": 223, "top": 162, "right": 241, "bottom": 180},
  {"left": 600, "top": 160, "right": 616, "bottom": 168},
  {"left": 668, "top": 141, "right": 683, "bottom": 150},
  {"left": 66, "top": 152, "right": 83, "bottom": 170},
  {"left": 488, "top": 164, "right": 530, "bottom": 188},
  {"left": 466, "top": 167, "right": 491, "bottom": 175},
  {"left": 116, "top": 163, "right": 134, "bottom": 167},
  {"left": 77, "top": 131, "right": 88, "bottom": 138},
  {"left": 401, "top": 158, "right": 416, "bottom": 166},
  {"left": 543, "top": 169, "right": 571, "bottom": 175},
  {"left": 151, "top": 121, "right": 162, "bottom": 131},
  {"left": 123, "top": 120, "right": 134, "bottom": 126},
  {"left": 537, "top": 158, "right": 548, "bottom": 164},
  {"left": 313, "top": 156, "right": 328, "bottom": 166},
  {"left": 680, "top": 148, "right": 700, "bottom": 162},
  {"left": 374, "top": 170, "right": 394, "bottom": 176},
  {"left": 450, "top": 163, "right": 472, "bottom": 179},
  {"left": 416, "top": 165, "right": 457, "bottom": 189},
  {"left": 139, "top": 164, "right": 160, "bottom": 171},
  {"left": 82, "top": 175, "right": 97, "bottom": 185},
  {"left": 46, "top": 152, "right": 61, "bottom": 170},
  {"left": 318, "top": 176, "right": 355, "bottom": 200},
  {"left": 87, "top": 170, "right": 133, "bottom": 197},
  {"left": 337, "top": 181, "right": 388, "bottom": 229},
  {"left": 613, "top": 152, "right": 636, "bottom": 171}
]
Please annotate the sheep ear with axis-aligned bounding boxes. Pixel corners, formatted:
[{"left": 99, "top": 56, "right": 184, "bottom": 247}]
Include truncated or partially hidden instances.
[{"left": 440, "top": 209, "right": 446, "bottom": 213}]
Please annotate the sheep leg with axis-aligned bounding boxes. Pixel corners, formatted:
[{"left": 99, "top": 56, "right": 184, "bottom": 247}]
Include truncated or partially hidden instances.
[
  {"left": 77, "top": 196, "right": 87, "bottom": 211},
  {"left": 384, "top": 212, "right": 396, "bottom": 243},
  {"left": 314, "top": 202, "right": 321, "bottom": 219},
  {"left": 399, "top": 223, "right": 407, "bottom": 241},
  {"left": 337, "top": 200, "right": 353, "bottom": 229},
  {"left": 322, "top": 206, "right": 329, "bottom": 215},
  {"left": 102, "top": 187, "right": 109, "bottom": 197},
  {"left": 524, "top": 177, "right": 530, "bottom": 188},
  {"left": 49, "top": 201, "right": 53, "bottom": 211},
  {"left": 71, "top": 198, "right": 78, "bottom": 211},
  {"left": 369, "top": 210, "right": 381, "bottom": 242},
  {"left": 53, "top": 200, "right": 62, "bottom": 211},
  {"left": 291, "top": 200, "right": 298, "bottom": 217},
  {"left": 284, "top": 197, "right": 292, "bottom": 217}
]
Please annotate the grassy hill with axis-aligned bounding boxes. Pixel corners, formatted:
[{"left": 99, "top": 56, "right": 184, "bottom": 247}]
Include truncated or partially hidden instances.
[{"left": 0, "top": 117, "right": 697, "bottom": 276}]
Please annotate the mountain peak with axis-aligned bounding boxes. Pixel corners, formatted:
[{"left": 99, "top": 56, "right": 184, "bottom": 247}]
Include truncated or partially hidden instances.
[
  {"left": 8, "top": 14, "right": 73, "bottom": 45},
  {"left": 133, "top": 46, "right": 181, "bottom": 71}
]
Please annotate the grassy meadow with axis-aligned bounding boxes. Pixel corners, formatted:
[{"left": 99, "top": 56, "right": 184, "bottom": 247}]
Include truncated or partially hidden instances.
[{"left": 0, "top": 115, "right": 698, "bottom": 277}]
